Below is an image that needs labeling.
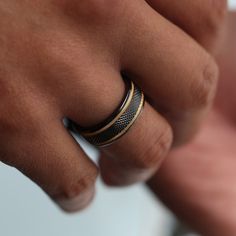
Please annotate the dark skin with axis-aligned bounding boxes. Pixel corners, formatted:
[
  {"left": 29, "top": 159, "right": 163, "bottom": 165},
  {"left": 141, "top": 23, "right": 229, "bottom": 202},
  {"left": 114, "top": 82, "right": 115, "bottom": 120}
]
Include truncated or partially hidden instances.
[
  {"left": 0, "top": 0, "right": 223, "bottom": 213},
  {"left": 100, "top": 0, "right": 227, "bottom": 186},
  {"left": 149, "top": 13, "right": 236, "bottom": 236}
]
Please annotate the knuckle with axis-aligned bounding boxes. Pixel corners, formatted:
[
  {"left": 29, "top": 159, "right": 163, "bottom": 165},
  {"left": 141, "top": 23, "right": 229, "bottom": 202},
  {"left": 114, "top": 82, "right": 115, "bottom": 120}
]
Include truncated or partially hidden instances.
[
  {"left": 58, "top": 170, "right": 98, "bottom": 201},
  {"left": 208, "top": 0, "right": 228, "bottom": 27},
  {"left": 136, "top": 125, "right": 173, "bottom": 170},
  {"left": 200, "top": 0, "right": 227, "bottom": 46},
  {"left": 192, "top": 0, "right": 227, "bottom": 50},
  {"left": 190, "top": 56, "right": 219, "bottom": 108}
]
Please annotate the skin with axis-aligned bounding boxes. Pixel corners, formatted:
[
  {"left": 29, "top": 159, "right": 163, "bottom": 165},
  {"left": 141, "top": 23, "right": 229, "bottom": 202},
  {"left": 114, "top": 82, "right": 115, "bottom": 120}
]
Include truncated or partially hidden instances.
[
  {"left": 0, "top": 0, "right": 222, "bottom": 212},
  {"left": 101, "top": 0, "right": 227, "bottom": 185},
  {"left": 149, "top": 12, "right": 236, "bottom": 236}
]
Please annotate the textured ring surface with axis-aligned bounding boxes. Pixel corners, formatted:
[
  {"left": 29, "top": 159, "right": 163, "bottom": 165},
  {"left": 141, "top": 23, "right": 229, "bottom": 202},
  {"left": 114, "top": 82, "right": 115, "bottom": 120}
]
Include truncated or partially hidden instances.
[{"left": 71, "top": 79, "right": 144, "bottom": 147}]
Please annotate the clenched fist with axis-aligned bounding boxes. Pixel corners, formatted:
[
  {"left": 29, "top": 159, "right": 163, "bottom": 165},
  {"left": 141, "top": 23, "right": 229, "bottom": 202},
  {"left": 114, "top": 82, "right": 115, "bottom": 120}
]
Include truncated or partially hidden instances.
[{"left": 0, "top": 0, "right": 220, "bottom": 212}]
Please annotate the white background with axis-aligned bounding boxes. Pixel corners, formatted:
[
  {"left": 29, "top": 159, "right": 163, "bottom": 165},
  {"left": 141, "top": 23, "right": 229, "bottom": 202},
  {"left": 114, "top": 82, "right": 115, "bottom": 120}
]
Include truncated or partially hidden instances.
[
  {"left": 229, "top": 0, "right": 236, "bottom": 8},
  {"left": 0, "top": 2, "right": 235, "bottom": 236}
]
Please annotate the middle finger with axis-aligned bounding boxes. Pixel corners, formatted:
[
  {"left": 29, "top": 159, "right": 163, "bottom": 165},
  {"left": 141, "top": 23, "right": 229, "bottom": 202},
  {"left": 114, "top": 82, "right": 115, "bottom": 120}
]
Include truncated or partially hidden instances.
[{"left": 121, "top": 0, "right": 218, "bottom": 145}]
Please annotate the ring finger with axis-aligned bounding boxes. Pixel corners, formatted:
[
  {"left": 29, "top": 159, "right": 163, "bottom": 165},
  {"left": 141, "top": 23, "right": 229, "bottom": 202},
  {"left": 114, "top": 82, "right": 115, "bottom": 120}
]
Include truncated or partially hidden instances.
[{"left": 62, "top": 63, "right": 173, "bottom": 186}]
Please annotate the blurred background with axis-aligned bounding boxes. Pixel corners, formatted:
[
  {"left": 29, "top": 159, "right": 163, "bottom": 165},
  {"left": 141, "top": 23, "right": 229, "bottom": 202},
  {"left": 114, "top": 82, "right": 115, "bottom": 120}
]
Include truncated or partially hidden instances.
[{"left": 0, "top": 2, "right": 235, "bottom": 236}]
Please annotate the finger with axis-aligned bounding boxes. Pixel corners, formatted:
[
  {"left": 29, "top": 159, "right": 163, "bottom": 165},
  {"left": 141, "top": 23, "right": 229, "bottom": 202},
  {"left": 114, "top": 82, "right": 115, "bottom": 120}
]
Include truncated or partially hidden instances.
[
  {"left": 0, "top": 106, "right": 98, "bottom": 213},
  {"left": 148, "top": 13, "right": 236, "bottom": 235},
  {"left": 146, "top": 0, "right": 228, "bottom": 53},
  {"left": 147, "top": 112, "right": 232, "bottom": 235},
  {"left": 98, "top": 103, "right": 172, "bottom": 186},
  {"left": 121, "top": 1, "right": 219, "bottom": 146},
  {"left": 64, "top": 66, "right": 173, "bottom": 186}
]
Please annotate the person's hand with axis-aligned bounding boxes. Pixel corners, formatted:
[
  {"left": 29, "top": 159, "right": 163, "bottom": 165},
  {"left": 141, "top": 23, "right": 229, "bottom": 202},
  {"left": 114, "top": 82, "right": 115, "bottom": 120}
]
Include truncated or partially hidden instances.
[
  {"left": 149, "top": 12, "right": 236, "bottom": 236},
  {"left": 0, "top": 0, "right": 219, "bottom": 212}
]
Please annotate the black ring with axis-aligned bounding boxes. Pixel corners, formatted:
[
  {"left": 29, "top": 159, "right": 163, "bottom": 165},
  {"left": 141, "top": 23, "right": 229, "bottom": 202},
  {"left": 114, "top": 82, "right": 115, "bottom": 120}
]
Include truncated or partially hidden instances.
[{"left": 69, "top": 78, "right": 145, "bottom": 147}]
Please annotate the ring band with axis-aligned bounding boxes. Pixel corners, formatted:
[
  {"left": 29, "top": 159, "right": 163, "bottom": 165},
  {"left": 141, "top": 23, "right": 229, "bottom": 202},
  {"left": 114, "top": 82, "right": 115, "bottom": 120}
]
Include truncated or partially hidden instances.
[{"left": 70, "top": 79, "right": 145, "bottom": 147}]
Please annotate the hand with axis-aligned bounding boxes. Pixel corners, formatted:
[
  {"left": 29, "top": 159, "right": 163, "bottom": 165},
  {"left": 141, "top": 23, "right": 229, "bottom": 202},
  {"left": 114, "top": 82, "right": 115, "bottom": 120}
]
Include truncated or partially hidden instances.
[
  {"left": 0, "top": 0, "right": 218, "bottom": 212},
  {"left": 149, "top": 12, "right": 236, "bottom": 236}
]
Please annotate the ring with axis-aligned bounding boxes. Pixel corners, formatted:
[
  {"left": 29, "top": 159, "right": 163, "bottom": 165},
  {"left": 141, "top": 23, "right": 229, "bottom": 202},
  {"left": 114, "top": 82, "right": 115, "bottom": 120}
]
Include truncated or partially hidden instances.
[{"left": 70, "top": 78, "right": 145, "bottom": 147}]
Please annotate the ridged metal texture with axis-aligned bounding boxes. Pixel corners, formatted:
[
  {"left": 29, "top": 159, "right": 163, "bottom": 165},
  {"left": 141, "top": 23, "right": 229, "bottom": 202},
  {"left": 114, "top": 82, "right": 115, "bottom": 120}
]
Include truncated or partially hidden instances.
[{"left": 82, "top": 83, "right": 144, "bottom": 147}]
